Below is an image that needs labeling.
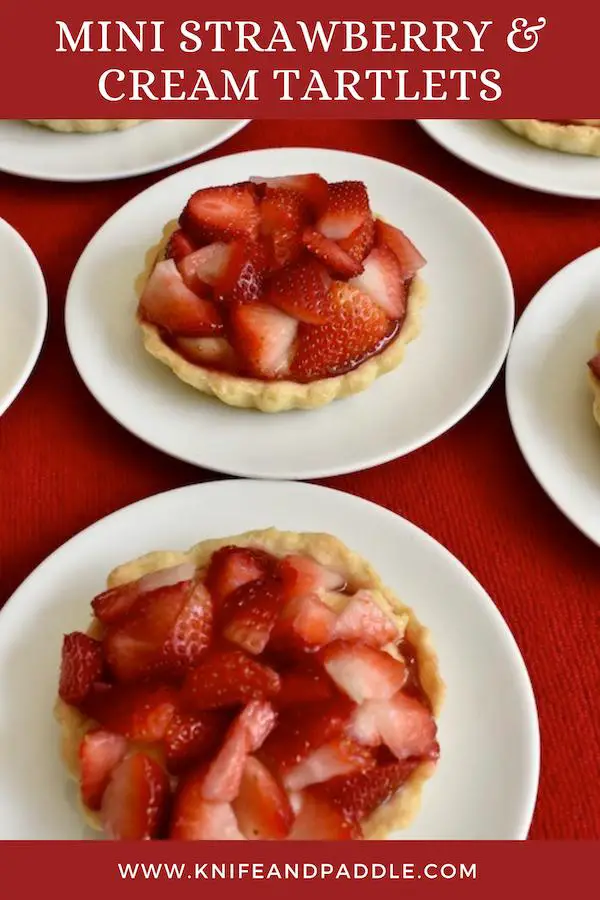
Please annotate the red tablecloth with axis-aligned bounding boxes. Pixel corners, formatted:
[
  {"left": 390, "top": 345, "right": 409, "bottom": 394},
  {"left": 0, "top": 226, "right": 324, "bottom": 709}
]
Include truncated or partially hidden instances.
[{"left": 1, "top": 120, "right": 599, "bottom": 840}]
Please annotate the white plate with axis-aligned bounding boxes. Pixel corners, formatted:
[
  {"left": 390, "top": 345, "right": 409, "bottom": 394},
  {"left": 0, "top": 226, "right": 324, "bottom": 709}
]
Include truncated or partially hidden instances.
[
  {"left": 507, "top": 247, "right": 600, "bottom": 544},
  {"left": 66, "top": 147, "right": 514, "bottom": 479},
  {"left": 0, "top": 479, "right": 539, "bottom": 840},
  {"left": 418, "top": 120, "right": 600, "bottom": 199},
  {"left": 0, "top": 218, "right": 47, "bottom": 416},
  {"left": 0, "top": 120, "right": 249, "bottom": 182}
]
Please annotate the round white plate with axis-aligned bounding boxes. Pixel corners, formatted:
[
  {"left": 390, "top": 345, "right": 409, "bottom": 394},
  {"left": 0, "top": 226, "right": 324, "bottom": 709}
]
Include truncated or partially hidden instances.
[
  {"left": 507, "top": 247, "right": 600, "bottom": 544},
  {"left": 0, "top": 479, "right": 539, "bottom": 840},
  {"left": 66, "top": 147, "right": 514, "bottom": 479},
  {"left": 0, "top": 120, "right": 249, "bottom": 182},
  {"left": 418, "top": 120, "right": 600, "bottom": 199},
  {"left": 0, "top": 218, "right": 47, "bottom": 417}
]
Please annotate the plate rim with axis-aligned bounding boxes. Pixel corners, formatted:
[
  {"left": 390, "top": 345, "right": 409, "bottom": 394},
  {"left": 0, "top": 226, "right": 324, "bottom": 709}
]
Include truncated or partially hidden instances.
[
  {"left": 417, "top": 119, "right": 600, "bottom": 200},
  {"left": 64, "top": 145, "right": 515, "bottom": 480},
  {"left": 0, "top": 478, "right": 540, "bottom": 840},
  {"left": 506, "top": 245, "right": 600, "bottom": 546},
  {"left": 0, "top": 119, "right": 251, "bottom": 183},
  {"left": 0, "top": 216, "right": 48, "bottom": 417}
]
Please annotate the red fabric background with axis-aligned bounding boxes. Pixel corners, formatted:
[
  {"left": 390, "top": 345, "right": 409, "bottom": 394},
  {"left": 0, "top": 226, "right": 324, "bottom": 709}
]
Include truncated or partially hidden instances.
[{"left": 0, "top": 120, "right": 599, "bottom": 840}]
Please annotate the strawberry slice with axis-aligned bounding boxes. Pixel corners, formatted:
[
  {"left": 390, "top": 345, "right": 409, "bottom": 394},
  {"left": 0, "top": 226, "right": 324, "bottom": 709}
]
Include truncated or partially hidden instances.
[
  {"left": 322, "top": 642, "right": 407, "bottom": 703},
  {"left": 206, "top": 546, "right": 272, "bottom": 605},
  {"left": 170, "top": 776, "right": 245, "bottom": 839},
  {"left": 217, "top": 241, "right": 269, "bottom": 303},
  {"left": 288, "top": 790, "right": 359, "bottom": 840},
  {"left": 259, "top": 187, "right": 308, "bottom": 270},
  {"left": 221, "top": 578, "right": 285, "bottom": 655},
  {"left": 260, "top": 695, "right": 355, "bottom": 776},
  {"left": 302, "top": 228, "right": 363, "bottom": 278},
  {"left": 233, "top": 755, "right": 294, "bottom": 839},
  {"left": 311, "top": 759, "right": 419, "bottom": 825},
  {"left": 270, "top": 594, "right": 337, "bottom": 655},
  {"left": 165, "top": 709, "right": 229, "bottom": 775},
  {"left": 180, "top": 182, "right": 260, "bottom": 244},
  {"left": 174, "top": 336, "right": 238, "bottom": 372},
  {"left": 588, "top": 353, "right": 600, "bottom": 380},
  {"left": 177, "top": 242, "right": 232, "bottom": 294},
  {"left": 92, "top": 563, "right": 196, "bottom": 627},
  {"left": 139, "top": 259, "right": 224, "bottom": 337},
  {"left": 83, "top": 683, "right": 177, "bottom": 742},
  {"left": 202, "top": 700, "right": 277, "bottom": 802},
  {"left": 79, "top": 729, "right": 127, "bottom": 810},
  {"left": 280, "top": 554, "right": 346, "bottom": 599},
  {"left": 267, "top": 259, "right": 333, "bottom": 325},
  {"left": 59, "top": 632, "right": 104, "bottom": 707},
  {"left": 315, "top": 181, "right": 370, "bottom": 241},
  {"left": 276, "top": 663, "right": 337, "bottom": 708},
  {"left": 349, "top": 246, "right": 406, "bottom": 319},
  {"left": 338, "top": 216, "right": 375, "bottom": 263},
  {"left": 333, "top": 591, "right": 399, "bottom": 648},
  {"left": 166, "top": 229, "right": 196, "bottom": 263},
  {"left": 229, "top": 302, "right": 298, "bottom": 379},
  {"left": 348, "top": 693, "right": 439, "bottom": 761},
  {"left": 375, "top": 219, "right": 426, "bottom": 279},
  {"left": 284, "top": 736, "right": 375, "bottom": 792},
  {"left": 166, "top": 582, "right": 213, "bottom": 675},
  {"left": 182, "top": 650, "right": 280, "bottom": 711},
  {"left": 251, "top": 174, "right": 328, "bottom": 216},
  {"left": 101, "top": 752, "right": 170, "bottom": 840},
  {"left": 291, "top": 283, "right": 392, "bottom": 382}
]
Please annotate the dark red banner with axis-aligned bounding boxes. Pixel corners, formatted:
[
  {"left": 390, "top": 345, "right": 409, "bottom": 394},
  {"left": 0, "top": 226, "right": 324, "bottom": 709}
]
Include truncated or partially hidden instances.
[{"left": 0, "top": 0, "right": 597, "bottom": 117}]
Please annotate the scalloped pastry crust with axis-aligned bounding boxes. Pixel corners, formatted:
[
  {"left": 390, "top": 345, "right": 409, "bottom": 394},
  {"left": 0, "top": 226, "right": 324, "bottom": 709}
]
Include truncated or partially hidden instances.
[
  {"left": 590, "top": 332, "right": 600, "bottom": 429},
  {"left": 55, "top": 527, "right": 445, "bottom": 841},
  {"left": 501, "top": 119, "right": 600, "bottom": 157},
  {"left": 26, "top": 120, "right": 143, "bottom": 134},
  {"left": 137, "top": 221, "right": 427, "bottom": 413}
]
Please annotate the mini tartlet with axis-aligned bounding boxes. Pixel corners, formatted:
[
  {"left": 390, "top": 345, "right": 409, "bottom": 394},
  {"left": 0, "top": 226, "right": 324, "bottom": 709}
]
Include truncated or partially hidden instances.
[
  {"left": 55, "top": 528, "right": 444, "bottom": 841},
  {"left": 26, "top": 120, "right": 143, "bottom": 134},
  {"left": 136, "top": 174, "right": 427, "bottom": 412},
  {"left": 501, "top": 120, "right": 600, "bottom": 157},
  {"left": 587, "top": 336, "right": 600, "bottom": 428}
]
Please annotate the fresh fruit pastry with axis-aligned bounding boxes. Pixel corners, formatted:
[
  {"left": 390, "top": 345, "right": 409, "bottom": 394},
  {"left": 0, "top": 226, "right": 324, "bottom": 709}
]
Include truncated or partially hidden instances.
[
  {"left": 588, "top": 335, "right": 600, "bottom": 428},
  {"left": 500, "top": 120, "right": 600, "bottom": 156},
  {"left": 136, "top": 174, "right": 427, "bottom": 412},
  {"left": 26, "top": 120, "right": 143, "bottom": 133},
  {"left": 55, "top": 528, "right": 444, "bottom": 840}
]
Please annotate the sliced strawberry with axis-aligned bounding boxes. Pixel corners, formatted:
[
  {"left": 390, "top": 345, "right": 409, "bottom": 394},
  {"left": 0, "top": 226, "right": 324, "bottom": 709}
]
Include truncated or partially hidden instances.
[
  {"left": 312, "top": 759, "right": 419, "bottom": 824},
  {"left": 349, "top": 246, "right": 406, "bottom": 319},
  {"left": 276, "top": 663, "right": 337, "bottom": 708},
  {"left": 59, "top": 632, "right": 104, "bottom": 707},
  {"left": 221, "top": 578, "right": 285, "bottom": 655},
  {"left": 284, "top": 736, "right": 375, "bottom": 792},
  {"left": 270, "top": 594, "right": 337, "bottom": 656},
  {"left": 165, "top": 709, "right": 228, "bottom": 775},
  {"left": 212, "top": 240, "right": 269, "bottom": 303},
  {"left": 588, "top": 353, "right": 600, "bottom": 380},
  {"left": 333, "top": 591, "right": 399, "bottom": 648},
  {"left": 206, "top": 546, "right": 272, "bottom": 605},
  {"left": 166, "top": 229, "right": 196, "bottom": 263},
  {"left": 251, "top": 174, "right": 328, "bottom": 216},
  {"left": 322, "top": 642, "right": 407, "bottom": 703},
  {"left": 170, "top": 778, "right": 245, "bottom": 840},
  {"left": 229, "top": 302, "right": 298, "bottom": 379},
  {"left": 338, "top": 216, "right": 376, "bottom": 263},
  {"left": 302, "top": 228, "right": 363, "bottom": 278},
  {"left": 101, "top": 752, "right": 170, "bottom": 840},
  {"left": 165, "top": 582, "right": 213, "bottom": 675},
  {"left": 259, "top": 187, "right": 308, "bottom": 270},
  {"left": 202, "top": 700, "right": 277, "bottom": 802},
  {"left": 139, "top": 259, "right": 224, "bottom": 337},
  {"left": 174, "top": 336, "right": 238, "bottom": 372},
  {"left": 82, "top": 683, "right": 177, "bottom": 742},
  {"left": 375, "top": 219, "right": 426, "bottom": 279},
  {"left": 182, "top": 650, "right": 280, "bottom": 711},
  {"left": 92, "top": 563, "right": 196, "bottom": 627},
  {"left": 288, "top": 790, "right": 359, "bottom": 840},
  {"left": 291, "top": 283, "right": 393, "bottom": 382},
  {"left": 280, "top": 554, "right": 346, "bottom": 599},
  {"left": 180, "top": 182, "right": 260, "bottom": 244},
  {"left": 267, "top": 259, "right": 333, "bottom": 325},
  {"left": 315, "top": 181, "right": 370, "bottom": 241},
  {"left": 233, "top": 756, "right": 294, "bottom": 839},
  {"left": 347, "top": 693, "right": 439, "bottom": 761},
  {"left": 79, "top": 729, "right": 127, "bottom": 811},
  {"left": 177, "top": 242, "right": 232, "bottom": 294},
  {"left": 260, "top": 695, "right": 355, "bottom": 776}
]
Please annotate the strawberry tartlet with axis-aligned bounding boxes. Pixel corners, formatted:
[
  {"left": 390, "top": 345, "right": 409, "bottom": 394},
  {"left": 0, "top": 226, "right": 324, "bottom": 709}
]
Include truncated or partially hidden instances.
[
  {"left": 501, "top": 120, "right": 600, "bottom": 156},
  {"left": 55, "top": 528, "right": 443, "bottom": 840},
  {"left": 587, "top": 336, "right": 600, "bottom": 428},
  {"left": 136, "top": 174, "right": 427, "bottom": 412}
]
